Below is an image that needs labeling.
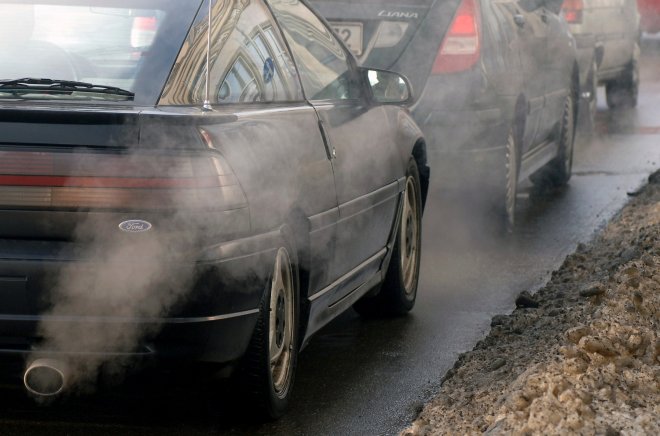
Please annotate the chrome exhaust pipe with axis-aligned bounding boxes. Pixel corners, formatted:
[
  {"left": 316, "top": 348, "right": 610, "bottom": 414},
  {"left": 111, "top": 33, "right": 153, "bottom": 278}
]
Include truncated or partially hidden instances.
[{"left": 24, "top": 358, "right": 68, "bottom": 397}]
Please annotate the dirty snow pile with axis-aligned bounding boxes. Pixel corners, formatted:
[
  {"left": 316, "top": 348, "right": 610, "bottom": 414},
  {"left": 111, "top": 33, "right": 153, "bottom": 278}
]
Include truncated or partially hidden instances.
[{"left": 404, "top": 173, "right": 660, "bottom": 435}]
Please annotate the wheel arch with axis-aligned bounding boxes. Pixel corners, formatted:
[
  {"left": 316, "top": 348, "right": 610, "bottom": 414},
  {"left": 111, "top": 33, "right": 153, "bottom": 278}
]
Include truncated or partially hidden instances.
[
  {"left": 412, "top": 138, "right": 429, "bottom": 210},
  {"left": 279, "top": 211, "right": 311, "bottom": 350}
]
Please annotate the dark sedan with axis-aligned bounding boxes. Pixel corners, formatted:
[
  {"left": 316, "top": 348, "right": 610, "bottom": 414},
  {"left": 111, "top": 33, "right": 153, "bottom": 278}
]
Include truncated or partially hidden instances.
[
  {"left": 310, "top": 0, "right": 579, "bottom": 231},
  {"left": 0, "top": 0, "right": 428, "bottom": 418}
]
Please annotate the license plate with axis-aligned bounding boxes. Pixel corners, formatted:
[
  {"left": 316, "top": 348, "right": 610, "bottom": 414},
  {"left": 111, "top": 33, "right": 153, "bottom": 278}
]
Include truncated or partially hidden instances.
[{"left": 330, "top": 22, "right": 363, "bottom": 57}]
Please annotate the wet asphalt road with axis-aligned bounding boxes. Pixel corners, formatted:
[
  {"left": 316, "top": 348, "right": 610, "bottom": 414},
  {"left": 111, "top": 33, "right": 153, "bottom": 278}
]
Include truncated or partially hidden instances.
[{"left": 1, "top": 41, "right": 659, "bottom": 436}]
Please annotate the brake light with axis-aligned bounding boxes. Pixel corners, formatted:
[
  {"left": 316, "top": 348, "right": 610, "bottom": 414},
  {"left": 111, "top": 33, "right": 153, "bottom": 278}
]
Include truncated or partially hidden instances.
[
  {"left": 562, "top": 0, "right": 583, "bottom": 24},
  {"left": 432, "top": 0, "right": 480, "bottom": 74},
  {"left": 0, "top": 148, "right": 246, "bottom": 210}
]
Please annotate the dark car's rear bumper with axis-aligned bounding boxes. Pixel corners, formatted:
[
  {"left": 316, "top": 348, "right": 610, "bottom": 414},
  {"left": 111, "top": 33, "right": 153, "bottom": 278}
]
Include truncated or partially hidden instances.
[
  {"left": 0, "top": 310, "right": 260, "bottom": 364},
  {"left": 0, "top": 231, "right": 281, "bottom": 365}
]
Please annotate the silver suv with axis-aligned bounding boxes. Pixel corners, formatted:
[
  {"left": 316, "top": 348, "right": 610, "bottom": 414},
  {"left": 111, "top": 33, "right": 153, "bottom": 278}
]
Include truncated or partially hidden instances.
[{"left": 563, "top": 0, "right": 641, "bottom": 116}]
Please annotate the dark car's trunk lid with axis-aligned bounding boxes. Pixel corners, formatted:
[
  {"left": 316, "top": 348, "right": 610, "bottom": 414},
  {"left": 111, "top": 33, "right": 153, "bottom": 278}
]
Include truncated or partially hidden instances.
[
  {"left": 0, "top": 105, "right": 138, "bottom": 240},
  {"left": 0, "top": 105, "right": 238, "bottom": 244},
  {"left": 0, "top": 105, "right": 248, "bottom": 323},
  {"left": 310, "top": 0, "right": 437, "bottom": 67}
]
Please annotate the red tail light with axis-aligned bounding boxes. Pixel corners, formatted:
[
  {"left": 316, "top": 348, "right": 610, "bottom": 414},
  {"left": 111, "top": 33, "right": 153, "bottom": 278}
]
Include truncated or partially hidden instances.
[
  {"left": 562, "top": 0, "right": 583, "bottom": 24},
  {"left": 0, "top": 148, "right": 246, "bottom": 210},
  {"left": 432, "top": 0, "right": 481, "bottom": 74}
]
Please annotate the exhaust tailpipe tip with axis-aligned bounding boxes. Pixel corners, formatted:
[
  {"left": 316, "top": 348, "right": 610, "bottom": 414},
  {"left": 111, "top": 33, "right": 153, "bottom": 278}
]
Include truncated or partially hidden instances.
[{"left": 24, "top": 358, "right": 68, "bottom": 397}]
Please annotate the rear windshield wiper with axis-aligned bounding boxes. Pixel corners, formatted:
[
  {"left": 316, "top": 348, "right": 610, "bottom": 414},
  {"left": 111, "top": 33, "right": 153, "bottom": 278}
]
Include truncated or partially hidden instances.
[{"left": 0, "top": 78, "right": 135, "bottom": 99}]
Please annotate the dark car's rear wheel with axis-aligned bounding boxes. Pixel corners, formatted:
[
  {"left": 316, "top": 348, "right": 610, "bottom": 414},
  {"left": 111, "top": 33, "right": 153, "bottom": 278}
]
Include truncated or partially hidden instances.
[
  {"left": 238, "top": 246, "right": 299, "bottom": 419},
  {"left": 353, "top": 157, "right": 422, "bottom": 317},
  {"left": 605, "top": 43, "right": 639, "bottom": 109}
]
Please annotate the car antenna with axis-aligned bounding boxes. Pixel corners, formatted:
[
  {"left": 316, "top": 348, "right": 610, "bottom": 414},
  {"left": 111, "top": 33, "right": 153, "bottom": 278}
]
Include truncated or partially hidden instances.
[{"left": 203, "top": 0, "right": 213, "bottom": 111}]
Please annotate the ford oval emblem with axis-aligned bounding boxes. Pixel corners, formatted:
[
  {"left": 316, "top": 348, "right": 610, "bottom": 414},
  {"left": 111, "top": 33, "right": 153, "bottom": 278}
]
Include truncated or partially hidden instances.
[{"left": 118, "top": 220, "right": 152, "bottom": 233}]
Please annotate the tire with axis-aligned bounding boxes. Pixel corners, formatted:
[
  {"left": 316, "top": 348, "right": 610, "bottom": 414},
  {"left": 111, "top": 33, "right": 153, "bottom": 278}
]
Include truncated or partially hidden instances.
[
  {"left": 533, "top": 94, "right": 576, "bottom": 188},
  {"left": 581, "top": 58, "right": 598, "bottom": 141},
  {"left": 605, "top": 43, "right": 639, "bottom": 109},
  {"left": 237, "top": 246, "right": 299, "bottom": 419},
  {"left": 353, "top": 157, "right": 422, "bottom": 317},
  {"left": 491, "top": 127, "right": 518, "bottom": 234}
]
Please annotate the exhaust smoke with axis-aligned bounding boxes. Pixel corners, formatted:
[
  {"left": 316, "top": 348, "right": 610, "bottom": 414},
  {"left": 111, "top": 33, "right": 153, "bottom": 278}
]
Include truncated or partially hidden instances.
[
  {"left": 29, "top": 217, "right": 202, "bottom": 394},
  {"left": 19, "top": 144, "right": 232, "bottom": 395}
]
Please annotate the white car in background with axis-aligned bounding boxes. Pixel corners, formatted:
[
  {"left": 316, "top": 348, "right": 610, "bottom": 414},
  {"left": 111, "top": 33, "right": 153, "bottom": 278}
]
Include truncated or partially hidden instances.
[{"left": 563, "top": 0, "right": 641, "bottom": 121}]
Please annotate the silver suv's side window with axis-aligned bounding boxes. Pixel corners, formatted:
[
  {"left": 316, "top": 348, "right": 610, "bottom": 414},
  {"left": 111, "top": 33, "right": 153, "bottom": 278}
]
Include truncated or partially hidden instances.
[
  {"left": 267, "top": 0, "right": 360, "bottom": 101},
  {"left": 160, "top": 0, "right": 302, "bottom": 105}
]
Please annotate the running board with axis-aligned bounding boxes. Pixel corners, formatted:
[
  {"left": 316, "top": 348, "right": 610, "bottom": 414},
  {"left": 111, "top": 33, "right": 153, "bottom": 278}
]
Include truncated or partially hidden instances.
[{"left": 519, "top": 140, "right": 559, "bottom": 181}]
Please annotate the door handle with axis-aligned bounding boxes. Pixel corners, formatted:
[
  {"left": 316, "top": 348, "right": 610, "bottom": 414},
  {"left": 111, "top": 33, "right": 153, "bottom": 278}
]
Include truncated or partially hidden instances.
[{"left": 514, "top": 14, "right": 525, "bottom": 28}]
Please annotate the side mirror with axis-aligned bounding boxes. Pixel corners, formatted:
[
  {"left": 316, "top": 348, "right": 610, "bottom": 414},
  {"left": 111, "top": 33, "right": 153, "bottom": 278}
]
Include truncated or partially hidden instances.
[{"left": 363, "top": 68, "right": 413, "bottom": 105}]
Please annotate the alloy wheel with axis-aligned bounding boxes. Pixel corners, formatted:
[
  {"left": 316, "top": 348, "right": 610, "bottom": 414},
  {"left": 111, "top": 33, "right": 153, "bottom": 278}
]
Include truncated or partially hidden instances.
[
  {"left": 268, "top": 247, "right": 294, "bottom": 396},
  {"left": 400, "top": 175, "right": 420, "bottom": 295},
  {"left": 562, "top": 96, "right": 575, "bottom": 177},
  {"left": 587, "top": 59, "right": 598, "bottom": 129},
  {"left": 504, "top": 128, "right": 518, "bottom": 232}
]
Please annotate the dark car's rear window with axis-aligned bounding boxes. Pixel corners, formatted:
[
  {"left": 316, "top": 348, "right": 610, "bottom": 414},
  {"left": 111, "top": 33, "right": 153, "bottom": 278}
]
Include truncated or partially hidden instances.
[{"left": 0, "top": 0, "right": 202, "bottom": 105}]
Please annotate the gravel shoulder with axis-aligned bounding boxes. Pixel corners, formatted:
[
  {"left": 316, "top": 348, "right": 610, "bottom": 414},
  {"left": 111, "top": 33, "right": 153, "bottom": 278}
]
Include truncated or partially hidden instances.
[{"left": 404, "top": 172, "right": 660, "bottom": 435}]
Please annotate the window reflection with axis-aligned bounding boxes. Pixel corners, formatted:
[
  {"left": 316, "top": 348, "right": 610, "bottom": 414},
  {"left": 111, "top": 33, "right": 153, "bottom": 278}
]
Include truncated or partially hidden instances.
[
  {"left": 160, "top": 0, "right": 301, "bottom": 105},
  {"left": 267, "top": 0, "right": 359, "bottom": 101}
]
